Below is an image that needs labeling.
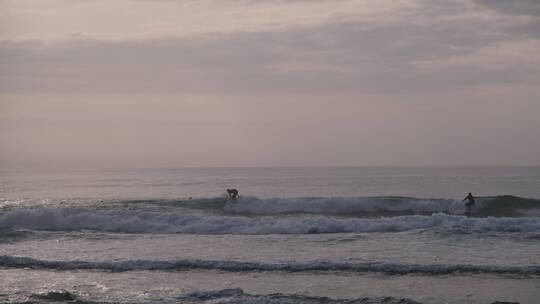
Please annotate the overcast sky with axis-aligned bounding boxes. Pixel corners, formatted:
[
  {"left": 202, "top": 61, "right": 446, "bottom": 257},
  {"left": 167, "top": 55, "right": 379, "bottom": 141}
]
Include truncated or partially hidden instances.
[{"left": 1, "top": 0, "right": 539, "bottom": 168}]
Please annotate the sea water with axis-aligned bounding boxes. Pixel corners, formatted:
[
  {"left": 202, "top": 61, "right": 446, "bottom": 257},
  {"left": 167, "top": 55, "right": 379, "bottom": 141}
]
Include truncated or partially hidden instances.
[{"left": 1, "top": 167, "right": 539, "bottom": 303}]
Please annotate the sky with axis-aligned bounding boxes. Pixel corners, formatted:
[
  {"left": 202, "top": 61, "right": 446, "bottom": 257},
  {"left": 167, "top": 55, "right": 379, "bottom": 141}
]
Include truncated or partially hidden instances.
[{"left": 1, "top": 0, "right": 540, "bottom": 168}]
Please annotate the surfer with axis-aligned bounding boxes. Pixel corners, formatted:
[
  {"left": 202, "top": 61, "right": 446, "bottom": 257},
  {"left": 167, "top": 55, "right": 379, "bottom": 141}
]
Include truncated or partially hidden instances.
[
  {"left": 463, "top": 192, "right": 475, "bottom": 214},
  {"left": 227, "top": 188, "right": 239, "bottom": 200}
]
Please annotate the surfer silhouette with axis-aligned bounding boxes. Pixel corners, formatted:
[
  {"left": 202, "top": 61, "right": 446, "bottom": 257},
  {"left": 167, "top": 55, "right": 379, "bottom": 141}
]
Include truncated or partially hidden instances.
[
  {"left": 227, "top": 188, "right": 239, "bottom": 201},
  {"left": 463, "top": 192, "right": 475, "bottom": 214}
]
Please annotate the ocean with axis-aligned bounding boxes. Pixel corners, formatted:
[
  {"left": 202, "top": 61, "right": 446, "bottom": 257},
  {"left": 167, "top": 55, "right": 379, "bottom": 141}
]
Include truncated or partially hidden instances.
[{"left": 1, "top": 167, "right": 539, "bottom": 304}]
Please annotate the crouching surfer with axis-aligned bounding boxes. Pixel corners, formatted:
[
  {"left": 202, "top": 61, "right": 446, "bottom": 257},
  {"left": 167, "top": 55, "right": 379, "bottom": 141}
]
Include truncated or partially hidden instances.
[
  {"left": 227, "top": 188, "right": 239, "bottom": 201},
  {"left": 462, "top": 192, "right": 475, "bottom": 215}
]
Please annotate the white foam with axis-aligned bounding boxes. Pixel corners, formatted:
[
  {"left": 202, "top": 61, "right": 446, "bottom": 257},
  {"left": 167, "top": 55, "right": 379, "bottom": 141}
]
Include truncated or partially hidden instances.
[{"left": 1, "top": 207, "right": 540, "bottom": 235}]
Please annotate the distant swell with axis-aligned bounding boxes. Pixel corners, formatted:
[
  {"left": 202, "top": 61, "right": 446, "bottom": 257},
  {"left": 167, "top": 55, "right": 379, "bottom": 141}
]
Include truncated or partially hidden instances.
[
  {"left": 1, "top": 255, "right": 538, "bottom": 276},
  {"left": 1, "top": 207, "right": 540, "bottom": 235}
]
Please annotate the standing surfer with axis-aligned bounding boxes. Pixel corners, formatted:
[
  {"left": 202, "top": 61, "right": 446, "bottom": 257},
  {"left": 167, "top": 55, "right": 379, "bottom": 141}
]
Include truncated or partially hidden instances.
[
  {"left": 227, "top": 188, "right": 239, "bottom": 201},
  {"left": 463, "top": 192, "right": 475, "bottom": 214}
]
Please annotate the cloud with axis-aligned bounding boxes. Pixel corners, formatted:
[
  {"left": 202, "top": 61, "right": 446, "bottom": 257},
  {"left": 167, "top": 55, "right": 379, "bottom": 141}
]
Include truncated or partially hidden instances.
[
  {"left": 2, "top": 1, "right": 540, "bottom": 167},
  {"left": 474, "top": 0, "right": 540, "bottom": 17},
  {"left": 0, "top": 0, "right": 539, "bottom": 95},
  {"left": 415, "top": 39, "right": 540, "bottom": 69},
  {"left": 0, "top": 0, "right": 415, "bottom": 41},
  {"left": 2, "top": 12, "right": 539, "bottom": 95}
]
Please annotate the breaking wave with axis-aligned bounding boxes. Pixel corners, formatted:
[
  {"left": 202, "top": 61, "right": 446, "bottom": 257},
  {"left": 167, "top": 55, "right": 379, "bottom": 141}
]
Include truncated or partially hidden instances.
[
  {"left": 178, "top": 288, "right": 422, "bottom": 304},
  {"left": 3, "top": 195, "right": 539, "bottom": 217},
  {"left": 221, "top": 196, "right": 462, "bottom": 215},
  {"left": 1, "top": 255, "right": 538, "bottom": 276},
  {"left": 26, "top": 289, "right": 423, "bottom": 304},
  {"left": 160, "top": 195, "right": 540, "bottom": 217},
  {"left": 1, "top": 206, "right": 540, "bottom": 235}
]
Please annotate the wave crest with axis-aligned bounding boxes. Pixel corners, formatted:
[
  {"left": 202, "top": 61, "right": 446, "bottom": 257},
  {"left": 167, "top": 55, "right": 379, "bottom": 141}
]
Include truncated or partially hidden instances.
[
  {"left": 1, "top": 255, "right": 538, "bottom": 276},
  {"left": 178, "top": 288, "right": 423, "bottom": 304},
  {"left": 3, "top": 195, "right": 539, "bottom": 217},
  {"left": 222, "top": 196, "right": 461, "bottom": 215},
  {"left": 137, "top": 195, "right": 540, "bottom": 217},
  {"left": 1, "top": 207, "right": 540, "bottom": 235}
]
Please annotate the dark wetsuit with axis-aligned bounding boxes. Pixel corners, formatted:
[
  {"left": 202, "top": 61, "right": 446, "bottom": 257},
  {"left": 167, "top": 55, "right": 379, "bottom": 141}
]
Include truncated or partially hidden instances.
[
  {"left": 227, "top": 189, "right": 239, "bottom": 200},
  {"left": 463, "top": 193, "right": 475, "bottom": 213}
]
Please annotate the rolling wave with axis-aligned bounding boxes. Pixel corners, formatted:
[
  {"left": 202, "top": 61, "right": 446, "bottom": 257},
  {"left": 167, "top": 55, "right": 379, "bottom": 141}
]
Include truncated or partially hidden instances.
[
  {"left": 221, "top": 196, "right": 461, "bottom": 215},
  {"left": 1, "top": 255, "right": 538, "bottom": 276},
  {"left": 1, "top": 206, "right": 540, "bottom": 235},
  {"left": 216, "top": 195, "right": 540, "bottom": 217},
  {"left": 178, "top": 288, "right": 422, "bottom": 304},
  {"left": 28, "top": 289, "right": 423, "bottom": 304},
  {"left": 120, "top": 195, "right": 539, "bottom": 217},
  {"left": 3, "top": 195, "right": 539, "bottom": 217}
]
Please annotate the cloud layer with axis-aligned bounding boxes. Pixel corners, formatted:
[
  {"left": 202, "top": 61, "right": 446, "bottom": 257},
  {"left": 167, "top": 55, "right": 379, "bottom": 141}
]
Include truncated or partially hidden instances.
[
  {"left": 1, "top": 0, "right": 539, "bottom": 94},
  {"left": 1, "top": 0, "right": 539, "bottom": 167}
]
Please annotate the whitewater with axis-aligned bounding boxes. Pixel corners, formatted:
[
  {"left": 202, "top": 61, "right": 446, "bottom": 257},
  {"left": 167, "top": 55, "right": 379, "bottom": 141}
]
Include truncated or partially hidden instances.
[
  {"left": 2, "top": 198, "right": 540, "bottom": 234},
  {"left": 1, "top": 167, "right": 540, "bottom": 304}
]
